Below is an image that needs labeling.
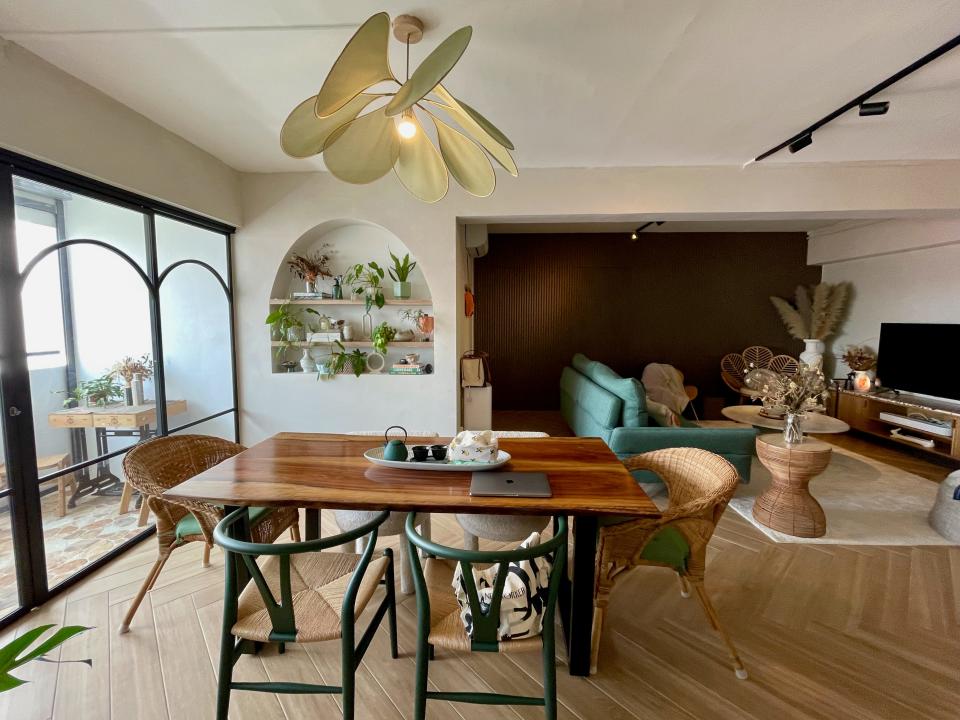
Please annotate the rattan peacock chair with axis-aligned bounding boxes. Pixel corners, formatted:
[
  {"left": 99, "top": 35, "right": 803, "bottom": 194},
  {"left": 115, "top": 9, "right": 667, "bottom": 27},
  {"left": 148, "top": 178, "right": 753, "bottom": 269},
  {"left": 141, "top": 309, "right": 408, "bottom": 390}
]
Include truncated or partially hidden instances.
[
  {"left": 591, "top": 448, "right": 748, "bottom": 679},
  {"left": 117, "top": 434, "right": 300, "bottom": 634}
]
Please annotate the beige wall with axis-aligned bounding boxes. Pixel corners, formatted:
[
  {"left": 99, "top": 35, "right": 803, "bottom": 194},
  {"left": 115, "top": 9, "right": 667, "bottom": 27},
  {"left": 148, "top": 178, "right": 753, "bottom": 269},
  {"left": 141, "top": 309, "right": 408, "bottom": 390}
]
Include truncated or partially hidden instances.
[{"left": 0, "top": 40, "right": 241, "bottom": 225}]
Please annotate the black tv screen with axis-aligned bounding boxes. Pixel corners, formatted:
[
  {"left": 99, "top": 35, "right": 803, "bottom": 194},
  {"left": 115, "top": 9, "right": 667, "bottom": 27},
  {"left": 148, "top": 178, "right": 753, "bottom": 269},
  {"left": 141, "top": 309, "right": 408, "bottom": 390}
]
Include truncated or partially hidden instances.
[{"left": 877, "top": 323, "right": 960, "bottom": 402}]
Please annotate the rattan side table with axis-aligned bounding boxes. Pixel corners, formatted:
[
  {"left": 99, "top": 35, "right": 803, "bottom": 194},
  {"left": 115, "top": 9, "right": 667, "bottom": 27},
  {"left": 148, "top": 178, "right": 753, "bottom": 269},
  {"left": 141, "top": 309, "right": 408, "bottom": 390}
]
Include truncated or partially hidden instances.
[{"left": 753, "top": 435, "right": 833, "bottom": 538}]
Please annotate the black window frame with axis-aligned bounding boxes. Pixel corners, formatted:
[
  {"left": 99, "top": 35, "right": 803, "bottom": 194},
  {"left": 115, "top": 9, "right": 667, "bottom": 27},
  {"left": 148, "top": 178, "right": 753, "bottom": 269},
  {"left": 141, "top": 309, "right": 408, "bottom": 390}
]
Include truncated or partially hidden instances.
[{"left": 0, "top": 147, "right": 239, "bottom": 629}]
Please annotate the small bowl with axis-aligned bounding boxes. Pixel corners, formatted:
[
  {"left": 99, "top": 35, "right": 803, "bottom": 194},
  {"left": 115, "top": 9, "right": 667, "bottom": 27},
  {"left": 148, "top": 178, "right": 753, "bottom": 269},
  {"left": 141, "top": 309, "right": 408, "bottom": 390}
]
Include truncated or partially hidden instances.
[
  {"left": 411, "top": 445, "right": 429, "bottom": 461},
  {"left": 430, "top": 444, "right": 448, "bottom": 461}
]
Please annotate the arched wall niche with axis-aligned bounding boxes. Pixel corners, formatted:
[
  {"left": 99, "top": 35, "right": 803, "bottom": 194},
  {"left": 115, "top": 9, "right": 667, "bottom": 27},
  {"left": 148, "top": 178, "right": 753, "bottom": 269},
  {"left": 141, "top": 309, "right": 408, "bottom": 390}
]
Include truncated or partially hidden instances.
[{"left": 270, "top": 218, "right": 430, "bottom": 299}]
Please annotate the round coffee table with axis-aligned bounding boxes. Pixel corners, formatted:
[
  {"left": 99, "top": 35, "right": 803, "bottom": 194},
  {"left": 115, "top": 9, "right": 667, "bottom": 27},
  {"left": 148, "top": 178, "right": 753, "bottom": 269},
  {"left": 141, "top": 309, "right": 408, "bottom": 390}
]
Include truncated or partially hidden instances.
[
  {"left": 753, "top": 435, "right": 832, "bottom": 537},
  {"left": 721, "top": 405, "right": 849, "bottom": 434}
]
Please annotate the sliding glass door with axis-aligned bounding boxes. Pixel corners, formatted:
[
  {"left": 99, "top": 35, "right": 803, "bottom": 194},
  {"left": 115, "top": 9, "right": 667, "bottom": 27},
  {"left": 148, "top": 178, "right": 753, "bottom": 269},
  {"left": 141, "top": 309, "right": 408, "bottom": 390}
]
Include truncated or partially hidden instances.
[{"left": 0, "top": 152, "right": 237, "bottom": 626}]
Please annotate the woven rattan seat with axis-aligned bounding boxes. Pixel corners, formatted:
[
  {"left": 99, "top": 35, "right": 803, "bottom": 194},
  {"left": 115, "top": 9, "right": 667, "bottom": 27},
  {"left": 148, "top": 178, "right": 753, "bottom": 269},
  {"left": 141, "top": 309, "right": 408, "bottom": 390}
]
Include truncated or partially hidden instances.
[
  {"left": 233, "top": 552, "right": 389, "bottom": 643},
  {"left": 422, "top": 557, "right": 542, "bottom": 654}
]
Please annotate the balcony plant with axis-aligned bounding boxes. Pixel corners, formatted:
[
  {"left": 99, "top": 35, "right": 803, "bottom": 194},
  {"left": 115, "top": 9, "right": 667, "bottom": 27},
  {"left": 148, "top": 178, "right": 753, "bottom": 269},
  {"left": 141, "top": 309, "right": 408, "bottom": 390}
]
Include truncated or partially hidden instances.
[
  {"left": 387, "top": 252, "right": 417, "bottom": 299},
  {"left": 63, "top": 374, "right": 124, "bottom": 408}
]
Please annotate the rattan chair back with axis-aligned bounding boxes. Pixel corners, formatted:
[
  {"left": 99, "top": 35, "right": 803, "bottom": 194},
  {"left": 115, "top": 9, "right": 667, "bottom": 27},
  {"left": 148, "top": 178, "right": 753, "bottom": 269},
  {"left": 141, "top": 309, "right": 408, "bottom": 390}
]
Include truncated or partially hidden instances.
[{"left": 769, "top": 354, "right": 799, "bottom": 375}]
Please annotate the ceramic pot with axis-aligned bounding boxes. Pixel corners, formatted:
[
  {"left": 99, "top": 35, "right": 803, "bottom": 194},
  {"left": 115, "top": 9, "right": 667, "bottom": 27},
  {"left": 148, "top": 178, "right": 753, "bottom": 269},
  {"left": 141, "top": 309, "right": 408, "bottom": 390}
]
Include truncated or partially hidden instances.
[
  {"left": 783, "top": 412, "right": 804, "bottom": 445},
  {"left": 853, "top": 370, "right": 875, "bottom": 393},
  {"left": 342, "top": 323, "right": 355, "bottom": 341},
  {"left": 799, "top": 339, "right": 825, "bottom": 369},
  {"left": 393, "top": 281, "right": 411, "bottom": 299}
]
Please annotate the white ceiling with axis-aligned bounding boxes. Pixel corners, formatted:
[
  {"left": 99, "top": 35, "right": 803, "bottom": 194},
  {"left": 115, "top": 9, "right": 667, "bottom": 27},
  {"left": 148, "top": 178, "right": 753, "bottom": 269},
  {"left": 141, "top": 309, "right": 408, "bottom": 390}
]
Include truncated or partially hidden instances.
[{"left": 2, "top": 1, "right": 960, "bottom": 173}]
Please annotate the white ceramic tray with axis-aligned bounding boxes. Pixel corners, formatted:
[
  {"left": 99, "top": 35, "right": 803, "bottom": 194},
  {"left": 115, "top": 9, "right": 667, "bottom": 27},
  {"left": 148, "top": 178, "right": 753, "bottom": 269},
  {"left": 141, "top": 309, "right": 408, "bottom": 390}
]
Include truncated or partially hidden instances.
[{"left": 363, "top": 446, "right": 511, "bottom": 472}]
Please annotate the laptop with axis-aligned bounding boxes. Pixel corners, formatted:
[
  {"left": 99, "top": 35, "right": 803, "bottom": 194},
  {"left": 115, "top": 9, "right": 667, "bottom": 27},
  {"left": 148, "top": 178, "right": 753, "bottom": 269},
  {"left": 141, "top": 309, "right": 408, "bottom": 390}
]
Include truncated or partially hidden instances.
[{"left": 469, "top": 472, "right": 552, "bottom": 498}]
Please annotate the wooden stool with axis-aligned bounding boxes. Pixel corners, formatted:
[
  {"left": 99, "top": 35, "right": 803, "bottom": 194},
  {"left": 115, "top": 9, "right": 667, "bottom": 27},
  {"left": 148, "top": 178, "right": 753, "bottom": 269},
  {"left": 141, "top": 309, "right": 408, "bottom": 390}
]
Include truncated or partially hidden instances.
[
  {"left": 753, "top": 435, "right": 832, "bottom": 538},
  {"left": 0, "top": 452, "right": 75, "bottom": 518}
]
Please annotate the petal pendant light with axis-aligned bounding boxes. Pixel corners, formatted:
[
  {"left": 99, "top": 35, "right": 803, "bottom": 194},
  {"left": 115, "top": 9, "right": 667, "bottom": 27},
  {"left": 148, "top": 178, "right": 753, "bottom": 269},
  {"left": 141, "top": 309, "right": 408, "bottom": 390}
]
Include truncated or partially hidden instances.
[
  {"left": 281, "top": 13, "right": 516, "bottom": 202},
  {"left": 433, "top": 115, "right": 496, "bottom": 198},
  {"left": 425, "top": 86, "right": 517, "bottom": 176},
  {"left": 322, "top": 106, "right": 400, "bottom": 184},
  {"left": 384, "top": 26, "right": 473, "bottom": 117},
  {"left": 281, "top": 93, "right": 379, "bottom": 158},
  {"left": 315, "top": 12, "right": 395, "bottom": 118},
  {"left": 395, "top": 113, "right": 449, "bottom": 202}
]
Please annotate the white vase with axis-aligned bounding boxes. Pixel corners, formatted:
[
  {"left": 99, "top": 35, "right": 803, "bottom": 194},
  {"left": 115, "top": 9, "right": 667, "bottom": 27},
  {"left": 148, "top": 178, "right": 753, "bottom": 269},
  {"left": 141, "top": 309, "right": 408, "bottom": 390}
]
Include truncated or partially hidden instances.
[
  {"left": 299, "top": 349, "right": 316, "bottom": 373},
  {"left": 799, "top": 339, "right": 825, "bottom": 369}
]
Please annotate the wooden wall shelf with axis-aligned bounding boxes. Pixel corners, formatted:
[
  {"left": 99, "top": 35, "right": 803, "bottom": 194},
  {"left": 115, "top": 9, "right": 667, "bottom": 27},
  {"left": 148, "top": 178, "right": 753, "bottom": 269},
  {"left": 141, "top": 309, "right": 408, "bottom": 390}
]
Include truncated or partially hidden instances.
[
  {"left": 834, "top": 388, "right": 960, "bottom": 460},
  {"left": 271, "top": 341, "right": 433, "bottom": 349},
  {"left": 269, "top": 298, "right": 432, "bottom": 306}
]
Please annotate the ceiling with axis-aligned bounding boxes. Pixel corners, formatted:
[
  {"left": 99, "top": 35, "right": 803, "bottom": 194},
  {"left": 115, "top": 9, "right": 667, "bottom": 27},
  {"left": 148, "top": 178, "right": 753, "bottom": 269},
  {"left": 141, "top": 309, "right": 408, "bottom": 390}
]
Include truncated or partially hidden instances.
[
  {"left": 2, "top": 1, "right": 960, "bottom": 173},
  {"left": 487, "top": 219, "right": 849, "bottom": 235}
]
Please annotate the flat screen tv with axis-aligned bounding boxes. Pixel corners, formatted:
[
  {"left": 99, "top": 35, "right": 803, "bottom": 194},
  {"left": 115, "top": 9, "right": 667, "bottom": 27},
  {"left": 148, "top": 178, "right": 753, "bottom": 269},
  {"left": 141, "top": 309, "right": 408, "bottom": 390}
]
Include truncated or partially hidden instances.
[{"left": 877, "top": 323, "right": 960, "bottom": 402}]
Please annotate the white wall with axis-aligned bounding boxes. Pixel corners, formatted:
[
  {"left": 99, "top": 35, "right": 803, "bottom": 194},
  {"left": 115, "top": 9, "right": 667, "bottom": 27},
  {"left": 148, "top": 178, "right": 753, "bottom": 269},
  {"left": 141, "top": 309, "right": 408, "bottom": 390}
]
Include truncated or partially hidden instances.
[
  {"left": 0, "top": 40, "right": 241, "bottom": 225},
  {"left": 236, "top": 163, "right": 960, "bottom": 444},
  {"left": 810, "top": 219, "right": 960, "bottom": 375}
]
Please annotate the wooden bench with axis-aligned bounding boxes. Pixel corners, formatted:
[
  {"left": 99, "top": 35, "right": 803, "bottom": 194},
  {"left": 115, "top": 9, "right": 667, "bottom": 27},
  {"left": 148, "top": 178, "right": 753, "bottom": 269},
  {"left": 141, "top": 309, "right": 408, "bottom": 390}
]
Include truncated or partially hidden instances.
[{"left": 0, "top": 452, "right": 76, "bottom": 518}]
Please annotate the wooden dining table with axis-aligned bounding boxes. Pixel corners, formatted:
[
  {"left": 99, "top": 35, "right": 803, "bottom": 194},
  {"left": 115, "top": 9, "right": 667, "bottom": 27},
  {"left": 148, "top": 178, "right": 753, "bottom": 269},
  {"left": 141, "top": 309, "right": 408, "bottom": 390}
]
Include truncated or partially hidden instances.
[{"left": 164, "top": 432, "right": 660, "bottom": 676}]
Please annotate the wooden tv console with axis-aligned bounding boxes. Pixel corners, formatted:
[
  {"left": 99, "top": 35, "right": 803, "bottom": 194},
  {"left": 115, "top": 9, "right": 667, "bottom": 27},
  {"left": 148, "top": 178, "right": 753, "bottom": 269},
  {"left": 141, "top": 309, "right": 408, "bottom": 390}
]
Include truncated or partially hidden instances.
[{"left": 834, "top": 388, "right": 960, "bottom": 460}]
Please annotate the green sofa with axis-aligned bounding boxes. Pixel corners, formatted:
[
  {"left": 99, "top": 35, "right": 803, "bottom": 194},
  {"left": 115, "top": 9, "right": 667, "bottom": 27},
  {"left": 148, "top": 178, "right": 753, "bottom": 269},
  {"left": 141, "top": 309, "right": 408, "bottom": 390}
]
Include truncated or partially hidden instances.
[{"left": 560, "top": 353, "right": 756, "bottom": 483}]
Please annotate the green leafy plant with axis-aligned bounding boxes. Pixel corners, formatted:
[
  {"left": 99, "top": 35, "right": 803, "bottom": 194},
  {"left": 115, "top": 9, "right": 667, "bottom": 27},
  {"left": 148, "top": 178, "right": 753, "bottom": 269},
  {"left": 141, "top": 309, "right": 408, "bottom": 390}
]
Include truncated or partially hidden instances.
[
  {"left": 371, "top": 322, "right": 396, "bottom": 355},
  {"left": 63, "top": 374, "right": 124, "bottom": 408},
  {"left": 0, "top": 624, "right": 90, "bottom": 693},
  {"left": 266, "top": 304, "right": 319, "bottom": 357},
  {"left": 344, "top": 262, "right": 386, "bottom": 313},
  {"left": 770, "top": 282, "right": 851, "bottom": 340},
  {"left": 347, "top": 349, "right": 368, "bottom": 377},
  {"left": 387, "top": 252, "right": 416, "bottom": 283}
]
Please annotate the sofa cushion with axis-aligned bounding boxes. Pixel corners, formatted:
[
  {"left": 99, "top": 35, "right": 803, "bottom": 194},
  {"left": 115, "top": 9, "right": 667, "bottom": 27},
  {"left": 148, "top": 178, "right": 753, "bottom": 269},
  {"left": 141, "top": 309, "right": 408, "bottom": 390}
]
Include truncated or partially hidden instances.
[
  {"left": 560, "top": 366, "right": 622, "bottom": 441},
  {"left": 570, "top": 354, "right": 647, "bottom": 427}
]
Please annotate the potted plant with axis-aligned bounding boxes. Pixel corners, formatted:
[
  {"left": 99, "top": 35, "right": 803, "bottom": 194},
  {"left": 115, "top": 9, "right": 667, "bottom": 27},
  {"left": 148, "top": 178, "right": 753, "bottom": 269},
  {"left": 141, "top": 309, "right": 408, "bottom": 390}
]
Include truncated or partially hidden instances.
[
  {"left": 748, "top": 363, "right": 828, "bottom": 444},
  {"left": 387, "top": 252, "right": 417, "bottom": 299},
  {"left": 111, "top": 353, "right": 154, "bottom": 405},
  {"left": 344, "top": 262, "right": 386, "bottom": 313},
  {"left": 265, "top": 304, "right": 312, "bottom": 356},
  {"left": 371, "top": 322, "right": 397, "bottom": 355},
  {"left": 287, "top": 244, "right": 333, "bottom": 294},
  {"left": 328, "top": 341, "right": 367, "bottom": 377},
  {"left": 63, "top": 374, "right": 125, "bottom": 408},
  {"left": 400, "top": 308, "right": 434, "bottom": 341},
  {"left": 769, "top": 282, "right": 851, "bottom": 368}
]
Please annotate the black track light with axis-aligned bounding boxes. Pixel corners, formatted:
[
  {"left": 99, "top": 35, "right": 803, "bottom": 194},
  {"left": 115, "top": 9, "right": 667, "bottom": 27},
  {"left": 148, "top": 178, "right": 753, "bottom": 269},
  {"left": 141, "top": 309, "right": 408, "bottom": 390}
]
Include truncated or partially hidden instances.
[
  {"left": 858, "top": 101, "right": 889, "bottom": 116},
  {"left": 630, "top": 229, "right": 638, "bottom": 240},
  {"left": 630, "top": 221, "right": 665, "bottom": 241},
  {"left": 788, "top": 132, "right": 813, "bottom": 153}
]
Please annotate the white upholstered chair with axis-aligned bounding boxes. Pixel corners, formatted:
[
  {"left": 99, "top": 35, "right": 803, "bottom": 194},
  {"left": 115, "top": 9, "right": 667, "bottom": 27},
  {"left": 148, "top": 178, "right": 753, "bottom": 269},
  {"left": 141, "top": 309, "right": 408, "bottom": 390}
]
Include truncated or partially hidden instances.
[
  {"left": 456, "top": 431, "right": 551, "bottom": 551},
  {"left": 337, "top": 431, "right": 437, "bottom": 593}
]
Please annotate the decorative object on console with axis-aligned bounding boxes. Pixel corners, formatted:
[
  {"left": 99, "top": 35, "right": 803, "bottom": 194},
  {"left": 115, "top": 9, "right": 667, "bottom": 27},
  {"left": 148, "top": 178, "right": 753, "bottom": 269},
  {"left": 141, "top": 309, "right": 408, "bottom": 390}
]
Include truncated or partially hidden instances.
[
  {"left": 841, "top": 344, "right": 877, "bottom": 393},
  {"left": 747, "top": 363, "right": 828, "bottom": 445},
  {"left": 770, "top": 283, "right": 851, "bottom": 369},
  {"left": 388, "top": 251, "right": 416, "bottom": 298},
  {"left": 287, "top": 245, "right": 333, "bottom": 294},
  {"left": 279, "top": 12, "right": 517, "bottom": 202}
]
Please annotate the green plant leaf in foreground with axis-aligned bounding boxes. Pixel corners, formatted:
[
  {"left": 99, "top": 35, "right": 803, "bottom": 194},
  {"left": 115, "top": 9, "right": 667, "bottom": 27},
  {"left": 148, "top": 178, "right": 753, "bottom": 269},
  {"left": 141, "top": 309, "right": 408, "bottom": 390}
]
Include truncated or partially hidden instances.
[{"left": 0, "top": 624, "right": 90, "bottom": 694}]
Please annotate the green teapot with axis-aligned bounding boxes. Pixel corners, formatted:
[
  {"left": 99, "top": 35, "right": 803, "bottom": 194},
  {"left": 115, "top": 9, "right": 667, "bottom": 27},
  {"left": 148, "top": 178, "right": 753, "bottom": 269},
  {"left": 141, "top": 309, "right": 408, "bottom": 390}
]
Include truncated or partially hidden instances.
[{"left": 382, "top": 425, "right": 409, "bottom": 462}]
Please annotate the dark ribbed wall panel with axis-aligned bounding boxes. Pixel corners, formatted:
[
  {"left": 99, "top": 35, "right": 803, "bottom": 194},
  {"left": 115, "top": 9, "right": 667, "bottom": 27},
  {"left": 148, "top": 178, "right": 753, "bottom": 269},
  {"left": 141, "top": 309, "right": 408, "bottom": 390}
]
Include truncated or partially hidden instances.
[{"left": 474, "top": 232, "right": 821, "bottom": 411}]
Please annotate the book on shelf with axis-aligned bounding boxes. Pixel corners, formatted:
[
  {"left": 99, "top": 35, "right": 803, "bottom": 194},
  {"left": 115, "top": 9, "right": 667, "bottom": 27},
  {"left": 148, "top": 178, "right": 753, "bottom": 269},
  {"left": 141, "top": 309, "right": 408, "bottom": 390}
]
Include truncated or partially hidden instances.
[
  {"left": 291, "top": 292, "right": 333, "bottom": 299},
  {"left": 389, "top": 363, "right": 433, "bottom": 375}
]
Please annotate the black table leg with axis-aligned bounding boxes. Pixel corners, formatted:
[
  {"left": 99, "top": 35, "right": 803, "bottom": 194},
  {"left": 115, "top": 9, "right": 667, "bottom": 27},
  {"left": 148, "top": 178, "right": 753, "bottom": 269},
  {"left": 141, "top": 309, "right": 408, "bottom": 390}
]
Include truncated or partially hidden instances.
[
  {"left": 561, "top": 514, "right": 598, "bottom": 677},
  {"left": 305, "top": 508, "right": 320, "bottom": 541}
]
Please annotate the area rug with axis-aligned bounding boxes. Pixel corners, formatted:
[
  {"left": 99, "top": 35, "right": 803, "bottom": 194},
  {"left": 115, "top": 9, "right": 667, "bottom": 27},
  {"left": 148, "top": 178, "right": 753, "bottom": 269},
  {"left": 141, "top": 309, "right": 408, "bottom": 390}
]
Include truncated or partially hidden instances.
[{"left": 729, "top": 445, "right": 953, "bottom": 545}]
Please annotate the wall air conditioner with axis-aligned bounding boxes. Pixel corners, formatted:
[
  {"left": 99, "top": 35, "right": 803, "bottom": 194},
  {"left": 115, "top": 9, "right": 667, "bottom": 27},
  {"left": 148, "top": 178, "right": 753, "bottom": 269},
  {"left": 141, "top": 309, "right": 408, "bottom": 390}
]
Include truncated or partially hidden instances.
[{"left": 464, "top": 224, "right": 488, "bottom": 258}]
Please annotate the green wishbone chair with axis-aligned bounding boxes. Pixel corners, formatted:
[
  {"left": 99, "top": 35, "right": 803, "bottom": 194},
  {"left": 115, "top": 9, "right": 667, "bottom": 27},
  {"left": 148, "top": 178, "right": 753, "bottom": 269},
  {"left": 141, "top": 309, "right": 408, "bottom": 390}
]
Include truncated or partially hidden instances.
[
  {"left": 213, "top": 507, "right": 398, "bottom": 720},
  {"left": 404, "top": 512, "right": 568, "bottom": 720}
]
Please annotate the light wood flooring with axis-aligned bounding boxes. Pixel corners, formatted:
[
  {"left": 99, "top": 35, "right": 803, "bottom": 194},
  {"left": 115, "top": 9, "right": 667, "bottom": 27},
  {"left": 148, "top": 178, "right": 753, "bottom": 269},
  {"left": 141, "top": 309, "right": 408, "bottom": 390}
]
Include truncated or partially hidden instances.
[{"left": 1, "top": 507, "right": 958, "bottom": 720}]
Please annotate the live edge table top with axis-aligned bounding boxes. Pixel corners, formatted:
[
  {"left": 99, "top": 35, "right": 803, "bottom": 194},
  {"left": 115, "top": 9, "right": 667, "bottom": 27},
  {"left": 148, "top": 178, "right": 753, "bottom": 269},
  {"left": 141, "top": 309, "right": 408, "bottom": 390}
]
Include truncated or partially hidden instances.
[{"left": 164, "top": 432, "right": 659, "bottom": 518}]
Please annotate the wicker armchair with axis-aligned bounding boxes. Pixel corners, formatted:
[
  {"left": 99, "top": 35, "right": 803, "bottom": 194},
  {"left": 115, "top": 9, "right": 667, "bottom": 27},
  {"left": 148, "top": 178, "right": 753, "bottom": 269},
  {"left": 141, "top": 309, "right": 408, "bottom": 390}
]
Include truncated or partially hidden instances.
[
  {"left": 591, "top": 448, "right": 747, "bottom": 679},
  {"left": 118, "top": 434, "right": 300, "bottom": 634}
]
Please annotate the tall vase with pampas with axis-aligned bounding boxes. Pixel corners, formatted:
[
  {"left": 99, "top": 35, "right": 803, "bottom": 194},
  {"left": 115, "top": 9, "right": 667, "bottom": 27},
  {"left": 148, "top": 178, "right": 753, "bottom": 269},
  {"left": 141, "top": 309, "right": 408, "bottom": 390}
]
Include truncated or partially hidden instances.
[{"left": 770, "top": 283, "right": 851, "bottom": 369}]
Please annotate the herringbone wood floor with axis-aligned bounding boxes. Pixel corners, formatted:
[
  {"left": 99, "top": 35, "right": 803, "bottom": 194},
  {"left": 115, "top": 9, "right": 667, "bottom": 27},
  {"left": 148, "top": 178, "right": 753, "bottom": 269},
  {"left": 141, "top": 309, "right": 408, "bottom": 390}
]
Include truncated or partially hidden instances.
[{"left": 1, "top": 509, "right": 957, "bottom": 720}]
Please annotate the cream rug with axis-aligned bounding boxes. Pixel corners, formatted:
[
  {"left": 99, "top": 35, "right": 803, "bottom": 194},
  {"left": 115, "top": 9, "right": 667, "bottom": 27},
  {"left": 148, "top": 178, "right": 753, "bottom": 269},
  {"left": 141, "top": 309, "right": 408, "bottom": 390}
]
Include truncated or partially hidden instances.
[{"left": 729, "top": 445, "right": 953, "bottom": 545}]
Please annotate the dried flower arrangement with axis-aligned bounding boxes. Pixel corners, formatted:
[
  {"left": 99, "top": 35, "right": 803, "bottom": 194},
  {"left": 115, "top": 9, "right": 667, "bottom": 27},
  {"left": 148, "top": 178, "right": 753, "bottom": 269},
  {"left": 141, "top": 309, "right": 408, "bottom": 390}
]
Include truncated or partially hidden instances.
[
  {"left": 841, "top": 345, "right": 877, "bottom": 372},
  {"left": 749, "top": 363, "right": 827, "bottom": 414},
  {"left": 770, "top": 282, "right": 851, "bottom": 340},
  {"left": 287, "top": 244, "right": 333, "bottom": 282},
  {"left": 111, "top": 354, "right": 154, "bottom": 386}
]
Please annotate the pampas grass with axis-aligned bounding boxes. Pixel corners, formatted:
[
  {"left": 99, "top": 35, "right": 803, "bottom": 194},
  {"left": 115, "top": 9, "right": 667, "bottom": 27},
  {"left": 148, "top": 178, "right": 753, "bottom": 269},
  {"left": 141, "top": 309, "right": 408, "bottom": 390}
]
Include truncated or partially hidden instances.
[{"left": 770, "top": 282, "right": 851, "bottom": 340}]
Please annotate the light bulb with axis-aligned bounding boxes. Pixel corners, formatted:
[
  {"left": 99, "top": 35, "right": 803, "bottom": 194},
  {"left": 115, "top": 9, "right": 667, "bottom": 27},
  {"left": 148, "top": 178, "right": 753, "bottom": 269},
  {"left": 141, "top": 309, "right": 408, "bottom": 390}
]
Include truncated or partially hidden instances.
[{"left": 396, "top": 113, "right": 417, "bottom": 139}]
